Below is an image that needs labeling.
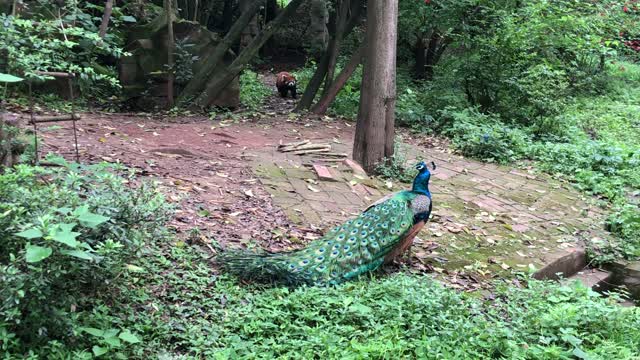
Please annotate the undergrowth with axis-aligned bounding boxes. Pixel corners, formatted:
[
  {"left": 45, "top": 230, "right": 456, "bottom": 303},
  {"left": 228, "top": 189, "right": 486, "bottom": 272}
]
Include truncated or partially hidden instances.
[
  {"left": 240, "top": 70, "right": 271, "bottom": 112},
  {"left": 12, "top": 241, "right": 637, "bottom": 359},
  {"left": 0, "top": 158, "right": 171, "bottom": 358}
]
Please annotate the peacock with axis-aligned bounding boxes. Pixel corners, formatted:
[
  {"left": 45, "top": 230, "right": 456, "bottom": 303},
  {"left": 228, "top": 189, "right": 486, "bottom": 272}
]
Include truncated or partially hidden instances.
[{"left": 217, "top": 161, "right": 435, "bottom": 286}]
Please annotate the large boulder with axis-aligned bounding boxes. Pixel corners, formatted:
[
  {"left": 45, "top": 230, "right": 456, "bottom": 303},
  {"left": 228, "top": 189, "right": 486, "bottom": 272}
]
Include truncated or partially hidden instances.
[{"left": 120, "top": 13, "right": 239, "bottom": 110}]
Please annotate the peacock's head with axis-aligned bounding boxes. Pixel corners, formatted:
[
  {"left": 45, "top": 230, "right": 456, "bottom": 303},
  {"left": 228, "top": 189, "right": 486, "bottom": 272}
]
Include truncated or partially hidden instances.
[{"left": 413, "top": 161, "right": 435, "bottom": 195}]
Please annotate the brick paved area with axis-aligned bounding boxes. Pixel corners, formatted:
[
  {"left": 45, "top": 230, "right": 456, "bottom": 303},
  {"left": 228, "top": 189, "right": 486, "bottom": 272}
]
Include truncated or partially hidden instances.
[{"left": 250, "top": 139, "right": 612, "bottom": 278}]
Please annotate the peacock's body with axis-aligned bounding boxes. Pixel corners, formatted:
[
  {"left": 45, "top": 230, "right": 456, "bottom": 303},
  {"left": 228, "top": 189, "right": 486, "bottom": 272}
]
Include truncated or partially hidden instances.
[{"left": 218, "top": 161, "right": 435, "bottom": 286}]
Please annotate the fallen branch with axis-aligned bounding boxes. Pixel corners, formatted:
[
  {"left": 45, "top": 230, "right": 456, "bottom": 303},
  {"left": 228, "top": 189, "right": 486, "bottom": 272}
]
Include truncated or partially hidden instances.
[
  {"left": 291, "top": 148, "right": 331, "bottom": 155},
  {"left": 280, "top": 143, "right": 331, "bottom": 153},
  {"left": 278, "top": 139, "right": 310, "bottom": 148}
]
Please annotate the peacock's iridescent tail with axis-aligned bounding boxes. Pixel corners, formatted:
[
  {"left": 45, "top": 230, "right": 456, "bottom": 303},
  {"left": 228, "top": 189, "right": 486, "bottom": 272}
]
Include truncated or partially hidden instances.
[{"left": 218, "top": 196, "right": 415, "bottom": 286}]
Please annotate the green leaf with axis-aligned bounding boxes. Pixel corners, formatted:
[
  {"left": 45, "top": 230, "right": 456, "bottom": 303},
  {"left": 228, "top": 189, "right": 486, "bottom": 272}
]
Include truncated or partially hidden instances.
[
  {"left": 103, "top": 336, "right": 121, "bottom": 347},
  {"left": 77, "top": 212, "right": 109, "bottom": 229},
  {"left": 120, "top": 15, "right": 137, "bottom": 23},
  {"left": 92, "top": 345, "right": 109, "bottom": 357},
  {"left": 80, "top": 327, "right": 104, "bottom": 337},
  {"left": 61, "top": 250, "right": 93, "bottom": 261},
  {"left": 25, "top": 245, "right": 52, "bottom": 263},
  {"left": 51, "top": 223, "right": 81, "bottom": 247},
  {"left": 0, "top": 73, "right": 23, "bottom": 82},
  {"left": 126, "top": 264, "right": 145, "bottom": 272},
  {"left": 572, "top": 347, "right": 591, "bottom": 360},
  {"left": 118, "top": 330, "right": 141, "bottom": 344},
  {"left": 15, "top": 228, "right": 43, "bottom": 239}
]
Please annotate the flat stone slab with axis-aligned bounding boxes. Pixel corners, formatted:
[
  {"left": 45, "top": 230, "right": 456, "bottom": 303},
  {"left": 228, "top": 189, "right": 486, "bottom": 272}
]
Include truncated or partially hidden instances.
[{"left": 250, "top": 137, "right": 613, "bottom": 282}]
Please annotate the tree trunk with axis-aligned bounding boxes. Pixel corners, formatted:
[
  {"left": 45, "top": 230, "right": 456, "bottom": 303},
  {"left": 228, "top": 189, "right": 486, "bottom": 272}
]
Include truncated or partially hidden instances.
[
  {"left": 165, "top": 0, "right": 175, "bottom": 108},
  {"left": 192, "top": 0, "right": 199, "bottom": 21},
  {"left": 311, "top": 42, "right": 365, "bottom": 115},
  {"left": 240, "top": 0, "right": 260, "bottom": 50},
  {"left": 190, "top": 0, "right": 306, "bottom": 109},
  {"left": 221, "top": 0, "right": 235, "bottom": 32},
  {"left": 413, "top": 36, "right": 426, "bottom": 79},
  {"left": 423, "top": 31, "right": 441, "bottom": 81},
  {"left": 322, "top": 0, "right": 350, "bottom": 96},
  {"left": 294, "top": 1, "right": 362, "bottom": 112},
  {"left": 353, "top": 0, "right": 398, "bottom": 173},
  {"left": 177, "top": 0, "right": 261, "bottom": 106},
  {"left": 98, "top": 0, "right": 114, "bottom": 39}
]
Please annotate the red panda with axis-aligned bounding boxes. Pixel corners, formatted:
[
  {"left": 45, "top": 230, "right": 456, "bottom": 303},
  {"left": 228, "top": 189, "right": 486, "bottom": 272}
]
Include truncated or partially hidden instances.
[{"left": 276, "top": 71, "right": 297, "bottom": 99}]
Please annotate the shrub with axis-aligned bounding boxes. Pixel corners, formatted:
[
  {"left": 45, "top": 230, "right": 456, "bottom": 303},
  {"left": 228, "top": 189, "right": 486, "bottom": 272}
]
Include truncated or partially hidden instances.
[
  {"left": 0, "top": 159, "right": 171, "bottom": 353},
  {"left": 439, "top": 107, "right": 530, "bottom": 163},
  {"left": 240, "top": 70, "right": 271, "bottom": 111}
]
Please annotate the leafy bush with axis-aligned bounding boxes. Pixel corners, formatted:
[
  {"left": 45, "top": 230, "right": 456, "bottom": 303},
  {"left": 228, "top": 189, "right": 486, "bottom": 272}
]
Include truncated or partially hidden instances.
[
  {"left": 0, "top": 159, "right": 170, "bottom": 354},
  {"left": 438, "top": 107, "right": 530, "bottom": 163},
  {"left": 0, "top": 12, "right": 125, "bottom": 88},
  {"left": 375, "top": 141, "right": 416, "bottom": 183},
  {"left": 240, "top": 70, "right": 271, "bottom": 111}
]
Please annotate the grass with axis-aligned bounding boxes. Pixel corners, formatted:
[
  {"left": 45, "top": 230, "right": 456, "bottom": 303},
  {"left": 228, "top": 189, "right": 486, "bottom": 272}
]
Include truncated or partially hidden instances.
[{"left": 35, "top": 242, "right": 638, "bottom": 359}]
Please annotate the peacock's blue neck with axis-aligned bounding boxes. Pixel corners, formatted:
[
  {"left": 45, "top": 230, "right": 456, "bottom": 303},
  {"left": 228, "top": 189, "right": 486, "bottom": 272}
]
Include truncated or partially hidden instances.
[{"left": 412, "top": 171, "right": 432, "bottom": 198}]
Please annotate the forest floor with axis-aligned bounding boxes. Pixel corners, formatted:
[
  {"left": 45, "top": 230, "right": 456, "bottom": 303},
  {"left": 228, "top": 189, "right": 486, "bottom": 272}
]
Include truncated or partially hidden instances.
[{"left": 27, "top": 76, "right": 613, "bottom": 291}]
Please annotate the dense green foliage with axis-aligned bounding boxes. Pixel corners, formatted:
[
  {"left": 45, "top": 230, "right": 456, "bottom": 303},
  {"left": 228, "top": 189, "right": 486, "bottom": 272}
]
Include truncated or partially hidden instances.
[
  {"left": 239, "top": 70, "right": 271, "bottom": 111},
  {"left": 0, "top": 160, "right": 170, "bottom": 357},
  {"left": 0, "top": 1, "right": 130, "bottom": 92},
  {"left": 10, "top": 240, "right": 638, "bottom": 358}
]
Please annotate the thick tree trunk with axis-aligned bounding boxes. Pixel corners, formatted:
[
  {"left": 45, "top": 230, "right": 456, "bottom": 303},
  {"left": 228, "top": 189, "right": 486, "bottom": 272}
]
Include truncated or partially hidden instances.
[
  {"left": 311, "top": 42, "right": 365, "bottom": 115},
  {"left": 190, "top": 0, "right": 306, "bottom": 109},
  {"left": 98, "top": 0, "right": 114, "bottom": 39},
  {"left": 353, "top": 0, "right": 398, "bottom": 173},
  {"left": 294, "top": 1, "right": 362, "bottom": 112},
  {"left": 177, "top": 0, "right": 261, "bottom": 106},
  {"left": 165, "top": 0, "right": 175, "bottom": 107}
]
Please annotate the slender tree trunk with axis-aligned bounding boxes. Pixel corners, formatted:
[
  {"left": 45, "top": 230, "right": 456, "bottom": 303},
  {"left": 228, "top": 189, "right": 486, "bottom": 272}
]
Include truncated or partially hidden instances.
[
  {"left": 177, "top": 0, "right": 261, "bottom": 105},
  {"left": 413, "top": 36, "right": 426, "bottom": 79},
  {"left": 221, "top": 0, "right": 235, "bottom": 31},
  {"left": 353, "top": 0, "right": 398, "bottom": 173},
  {"left": 165, "top": 0, "right": 175, "bottom": 107},
  {"left": 322, "top": 0, "right": 350, "bottom": 95},
  {"left": 240, "top": 0, "right": 260, "bottom": 50},
  {"left": 423, "top": 31, "right": 441, "bottom": 81},
  {"left": 311, "top": 42, "right": 364, "bottom": 114},
  {"left": 98, "top": 0, "right": 114, "bottom": 39},
  {"left": 190, "top": 0, "right": 306, "bottom": 109},
  {"left": 192, "top": 0, "right": 199, "bottom": 21},
  {"left": 294, "top": 1, "right": 362, "bottom": 112}
]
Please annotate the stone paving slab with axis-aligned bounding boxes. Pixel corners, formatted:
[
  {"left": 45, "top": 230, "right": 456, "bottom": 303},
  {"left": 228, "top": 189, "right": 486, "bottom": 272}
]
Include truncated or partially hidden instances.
[{"left": 250, "top": 139, "right": 612, "bottom": 280}]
